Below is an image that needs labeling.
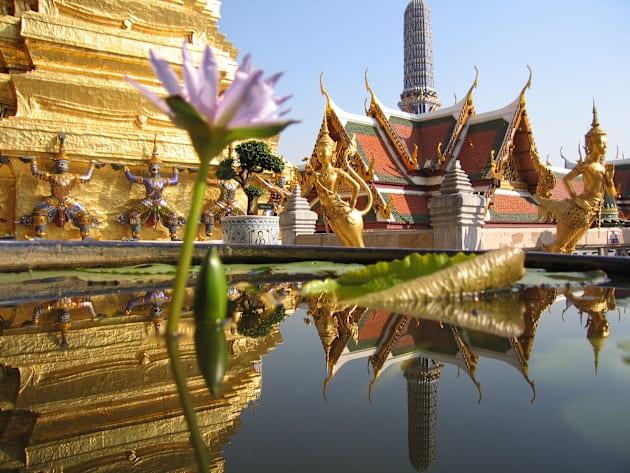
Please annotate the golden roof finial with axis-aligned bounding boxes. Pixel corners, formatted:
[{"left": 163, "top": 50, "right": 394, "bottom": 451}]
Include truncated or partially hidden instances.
[
  {"left": 466, "top": 66, "right": 479, "bottom": 106},
  {"left": 364, "top": 68, "right": 377, "bottom": 110},
  {"left": 319, "top": 72, "right": 332, "bottom": 112},
  {"left": 520, "top": 65, "right": 533, "bottom": 105}
]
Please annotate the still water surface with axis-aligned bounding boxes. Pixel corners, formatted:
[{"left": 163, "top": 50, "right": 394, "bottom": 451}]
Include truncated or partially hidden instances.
[
  {"left": 1, "top": 282, "right": 629, "bottom": 472},
  {"left": 224, "top": 292, "right": 630, "bottom": 473}
]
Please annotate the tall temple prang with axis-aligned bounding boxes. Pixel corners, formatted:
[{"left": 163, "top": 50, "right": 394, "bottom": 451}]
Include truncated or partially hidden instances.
[{"left": 398, "top": 0, "right": 440, "bottom": 114}]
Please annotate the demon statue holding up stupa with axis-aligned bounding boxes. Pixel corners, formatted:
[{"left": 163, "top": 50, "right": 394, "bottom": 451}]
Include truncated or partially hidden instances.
[
  {"left": 18, "top": 133, "right": 102, "bottom": 240},
  {"left": 115, "top": 140, "right": 186, "bottom": 241}
]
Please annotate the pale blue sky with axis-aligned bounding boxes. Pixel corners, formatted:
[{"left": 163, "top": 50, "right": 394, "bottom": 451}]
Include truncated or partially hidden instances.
[{"left": 220, "top": 0, "right": 630, "bottom": 167}]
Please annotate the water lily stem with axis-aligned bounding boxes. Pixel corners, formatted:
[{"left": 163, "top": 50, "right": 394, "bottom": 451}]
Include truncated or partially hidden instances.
[{"left": 166, "top": 154, "right": 212, "bottom": 472}]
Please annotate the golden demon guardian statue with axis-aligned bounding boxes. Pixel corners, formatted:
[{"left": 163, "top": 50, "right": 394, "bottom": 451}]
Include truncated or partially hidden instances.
[
  {"left": 18, "top": 133, "right": 102, "bottom": 240},
  {"left": 115, "top": 141, "right": 186, "bottom": 241}
]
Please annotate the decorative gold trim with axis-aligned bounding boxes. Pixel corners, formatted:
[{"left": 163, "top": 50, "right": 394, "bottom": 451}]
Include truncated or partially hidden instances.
[{"left": 365, "top": 70, "right": 417, "bottom": 172}]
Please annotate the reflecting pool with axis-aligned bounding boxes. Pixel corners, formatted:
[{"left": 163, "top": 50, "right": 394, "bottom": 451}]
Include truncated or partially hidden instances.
[{"left": 1, "top": 270, "right": 629, "bottom": 472}]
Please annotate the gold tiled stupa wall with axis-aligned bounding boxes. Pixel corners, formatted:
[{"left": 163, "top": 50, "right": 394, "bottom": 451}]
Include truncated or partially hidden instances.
[{"left": 0, "top": 0, "right": 284, "bottom": 240}]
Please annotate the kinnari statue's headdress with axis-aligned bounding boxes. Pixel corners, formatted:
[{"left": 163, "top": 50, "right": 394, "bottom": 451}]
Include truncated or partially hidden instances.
[
  {"left": 316, "top": 116, "right": 336, "bottom": 149},
  {"left": 585, "top": 101, "right": 607, "bottom": 144}
]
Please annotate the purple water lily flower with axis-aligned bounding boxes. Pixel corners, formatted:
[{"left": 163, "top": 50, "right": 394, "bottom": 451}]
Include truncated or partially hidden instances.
[{"left": 127, "top": 43, "right": 297, "bottom": 154}]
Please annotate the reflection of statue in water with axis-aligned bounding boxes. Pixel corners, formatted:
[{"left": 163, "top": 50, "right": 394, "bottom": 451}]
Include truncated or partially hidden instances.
[
  {"left": 18, "top": 133, "right": 101, "bottom": 240},
  {"left": 255, "top": 174, "right": 291, "bottom": 215},
  {"left": 115, "top": 141, "right": 186, "bottom": 241},
  {"left": 305, "top": 295, "right": 367, "bottom": 400},
  {"left": 536, "top": 104, "right": 619, "bottom": 253},
  {"left": 201, "top": 180, "right": 245, "bottom": 238},
  {"left": 125, "top": 290, "right": 170, "bottom": 332},
  {"left": 563, "top": 285, "right": 616, "bottom": 374},
  {"left": 32, "top": 296, "right": 99, "bottom": 349},
  {"left": 301, "top": 117, "right": 373, "bottom": 247}
]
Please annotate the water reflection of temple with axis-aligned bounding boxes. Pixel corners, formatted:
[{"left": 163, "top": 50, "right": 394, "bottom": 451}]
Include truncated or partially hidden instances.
[
  {"left": 0, "top": 289, "right": 286, "bottom": 472},
  {"left": 307, "top": 287, "right": 557, "bottom": 472}
]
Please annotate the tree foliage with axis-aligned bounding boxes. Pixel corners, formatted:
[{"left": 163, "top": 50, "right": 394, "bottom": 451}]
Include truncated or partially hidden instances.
[{"left": 215, "top": 140, "right": 285, "bottom": 214}]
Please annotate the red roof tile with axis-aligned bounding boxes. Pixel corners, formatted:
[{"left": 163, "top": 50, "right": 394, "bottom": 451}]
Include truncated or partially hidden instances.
[
  {"left": 391, "top": 116, "right": 457, "bottom": 162},
  {"left": 457, "top": 119, "right": 510, "bottom": 178}
]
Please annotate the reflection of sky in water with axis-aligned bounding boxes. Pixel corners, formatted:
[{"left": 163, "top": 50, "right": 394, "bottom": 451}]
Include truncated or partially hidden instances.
[
  {"left": 224, "top": 295, "right": 630, "bottom": 473},
  {"left": 531, "top": 299, "right": 630, "bottom": 464}
]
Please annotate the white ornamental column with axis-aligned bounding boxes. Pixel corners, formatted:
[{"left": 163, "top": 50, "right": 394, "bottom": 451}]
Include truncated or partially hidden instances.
[
  {"left": 428, "top": 161, "right": 486, "bottom": 250},
  {"left": 279, "top": 184, "right": 318, "bottom": 245}
]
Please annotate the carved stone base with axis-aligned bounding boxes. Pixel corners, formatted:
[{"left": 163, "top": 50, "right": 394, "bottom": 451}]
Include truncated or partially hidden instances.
[{"left": 221, "top": 215, "right": 280, "bottom": 245}]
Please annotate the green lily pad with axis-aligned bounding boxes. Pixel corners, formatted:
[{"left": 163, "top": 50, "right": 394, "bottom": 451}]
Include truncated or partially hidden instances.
[{"left": 302, "top": 247, "right": 526, "bottom": 304}]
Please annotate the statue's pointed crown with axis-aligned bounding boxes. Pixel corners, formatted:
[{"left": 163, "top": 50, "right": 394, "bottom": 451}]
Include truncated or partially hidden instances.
[
  {"left": 316, "top": 116, "right": 336, "bottom": 148},
  {"left": 53, "top": 132, "right": 68, "bottom": 161},
  {"left": 150, "top": 135, "right": 161, "bottom": 163},
  {"left": 585, "top": 101, "right": 607, "bottom": 140}
]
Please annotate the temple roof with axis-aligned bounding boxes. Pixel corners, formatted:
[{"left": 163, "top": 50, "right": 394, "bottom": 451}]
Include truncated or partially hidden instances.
[{"left": 307, "top": 69, "right": 548, "bottom": 227}]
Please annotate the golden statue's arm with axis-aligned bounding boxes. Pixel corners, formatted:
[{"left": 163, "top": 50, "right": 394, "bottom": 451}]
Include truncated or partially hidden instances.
[
  {"left": 562, "top": 165, "right": 580, "bottom": 200},
  {"left": 604, "top": 162, "right": 619, "bottom": 198}
]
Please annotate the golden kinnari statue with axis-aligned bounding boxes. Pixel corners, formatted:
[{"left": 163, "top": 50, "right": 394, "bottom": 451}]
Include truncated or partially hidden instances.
[
  {"left": 536, "top": 104, "right": 619, "bottom": 253},
  {"left": 301, "top": 118, "right": 373, "bottom": 247}
]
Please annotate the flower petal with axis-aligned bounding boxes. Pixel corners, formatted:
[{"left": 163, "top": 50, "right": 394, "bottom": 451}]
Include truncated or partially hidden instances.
[
  {"left": 195, "top": 45, "right": 220, "bottom": 122},
  {"left": 149, "top": 50, "right": 182, "bottom": 97},
  {"left": 223, "top": 119, "right": 299, "bottom": 143},
  {"left": 214, "top": 67, "right": 261, "bottom": 128},
  {"left": 133, "top": 44, "right": 297, "bottom": 157},
  {"left": 228, "top": 74, "right": 285, "bottom": 127},
  {"left": 182, "top": 43, "right": 200, "bottom": 104},
  {"left": 125, "top": 76, "right": 172, "bottom": 116}
]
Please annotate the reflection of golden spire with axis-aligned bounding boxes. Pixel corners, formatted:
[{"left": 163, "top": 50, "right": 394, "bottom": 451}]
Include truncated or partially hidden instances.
[
  {"left": 587, "top": 313, "right": 610, "bottom": 376},
  {"left": 564, "top": 286, "right": 614, "bottom": 376}
]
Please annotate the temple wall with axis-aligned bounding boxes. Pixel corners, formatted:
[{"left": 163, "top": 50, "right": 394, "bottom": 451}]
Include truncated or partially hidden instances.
[
  {"left": 0, "top": 159, "right": 236, "bottom": 240},
  {"left": 0, "top": 0, "right": 295, "bottom": 242},
  {"left": 296, "top": 226, "right": 629, "bottom": 253}
]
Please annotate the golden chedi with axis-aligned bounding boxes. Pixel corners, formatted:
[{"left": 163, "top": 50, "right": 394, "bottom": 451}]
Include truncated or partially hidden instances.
[{"left": 0, "top": 1, "right": 286, "bottom": 240}]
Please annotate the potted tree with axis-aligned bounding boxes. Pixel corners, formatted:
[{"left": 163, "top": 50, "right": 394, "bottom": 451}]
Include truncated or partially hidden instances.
[{"left": 215, "top": 140, "right": 285, "bottom": 244}]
